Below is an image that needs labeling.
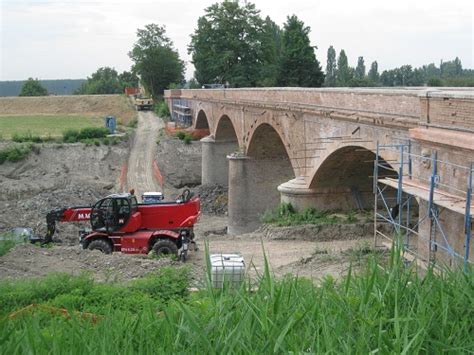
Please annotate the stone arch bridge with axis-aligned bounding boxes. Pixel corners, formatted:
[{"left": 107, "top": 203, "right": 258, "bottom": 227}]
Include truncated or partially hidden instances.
[{"left": 166, "top": 88, "right": 474, "bottom": 265}]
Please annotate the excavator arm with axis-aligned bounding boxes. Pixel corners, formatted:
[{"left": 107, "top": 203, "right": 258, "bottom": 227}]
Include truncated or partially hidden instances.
[{"left": 41, "top": 206, "right": 92, "bottom": 244}]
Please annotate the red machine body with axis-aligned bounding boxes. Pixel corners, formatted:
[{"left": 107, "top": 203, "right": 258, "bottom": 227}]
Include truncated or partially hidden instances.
[{"left": 44, "top": 191, "right": 200, "bottom": 258}]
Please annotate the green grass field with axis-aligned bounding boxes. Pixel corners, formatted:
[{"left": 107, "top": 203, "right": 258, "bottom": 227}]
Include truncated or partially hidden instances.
[
  {"left": 0, "top": 115, "right": 103, "bottom": 139},
  {"left": 0, "top": 247, "right": 473, "bottom": 353}
]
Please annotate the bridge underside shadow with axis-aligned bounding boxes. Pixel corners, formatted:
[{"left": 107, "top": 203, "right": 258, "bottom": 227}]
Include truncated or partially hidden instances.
[
  {"left": 201, "top": 115, "right": 239, "bottom": 186},
  {"left": 279, "top": 146, "right": 396, "bottom": 211}
]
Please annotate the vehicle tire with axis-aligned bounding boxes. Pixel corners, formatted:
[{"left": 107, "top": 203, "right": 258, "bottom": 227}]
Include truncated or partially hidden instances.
[
  {"left": 88, "top": 239, "right": 113, "bottom": 254},
  {"left": 153, "top": 239, "right": 178, "bottom": 257}
]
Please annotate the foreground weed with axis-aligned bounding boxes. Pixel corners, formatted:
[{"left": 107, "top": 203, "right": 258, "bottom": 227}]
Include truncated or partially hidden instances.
[{"left": 1, "top": 248, "right": 473, "bottom": 353}]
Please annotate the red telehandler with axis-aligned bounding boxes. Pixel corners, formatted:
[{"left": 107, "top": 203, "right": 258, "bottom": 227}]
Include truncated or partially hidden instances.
[{"left": 33, "top": 189, "right": 200, "bottom": 261}]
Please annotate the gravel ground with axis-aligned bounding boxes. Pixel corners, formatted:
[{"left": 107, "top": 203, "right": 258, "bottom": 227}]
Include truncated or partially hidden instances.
[
  {"left": 0, "top": 142, "right": 129, "bottom": 243},
  {"left": 0, "top": 243, "right": 176, "bottom": 282},
  {"left": 0, "top": 114, "right": 381, "bottom": 285}
]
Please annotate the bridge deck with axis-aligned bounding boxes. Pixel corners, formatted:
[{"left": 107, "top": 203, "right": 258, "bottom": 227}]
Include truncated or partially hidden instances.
[{"left": 379, "top": 178, "right": 473, "bottom": 216}]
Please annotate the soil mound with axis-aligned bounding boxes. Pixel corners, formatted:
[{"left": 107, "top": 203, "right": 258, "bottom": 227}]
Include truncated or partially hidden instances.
[
  {"left": 0, "top": 244, "right": 175, "bottom": 282},
  {"left": 156, "top": 134, "right": 202, "bottom": 189},
  {"left": 193, "top": 184, "right": 228, "bottom": 215},
  {"left": 0, "top": 143, "right": 128, "bottom": 242},
  {"left": 258, "top": 223, "right": 374, "bottom": 241}
]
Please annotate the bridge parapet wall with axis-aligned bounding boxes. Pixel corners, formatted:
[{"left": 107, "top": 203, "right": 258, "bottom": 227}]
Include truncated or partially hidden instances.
[
  {"left": 168, "top": 88, "right": 420, "bottom": 117},
  {"left": 419, "top": 90, "right": 474, "bottom": 132},
  {"left": 165, "top": 88, "right": 474, "bottom": 135}
]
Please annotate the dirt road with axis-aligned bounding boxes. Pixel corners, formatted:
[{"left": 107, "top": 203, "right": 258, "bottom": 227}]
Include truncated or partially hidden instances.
[{"left": 126, "top": 111, "right": 163, "bottom": 197}]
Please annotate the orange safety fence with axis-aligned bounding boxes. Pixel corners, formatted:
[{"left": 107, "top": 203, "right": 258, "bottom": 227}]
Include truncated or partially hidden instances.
[
  {"left": 152, "top": 160, "right": 164, "bottom": 188},
  {"left": 165, "top": 123, "right": 210, "bottom": 140},
  {"left": 8, "top": 304, "right": 101, "bottom": 324},
  {"left": 119, "top": 161, "right": 127, "bottom": 192}
]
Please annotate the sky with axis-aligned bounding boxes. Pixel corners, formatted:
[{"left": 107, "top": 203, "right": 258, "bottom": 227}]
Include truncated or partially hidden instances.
[{"left": 0, "top": 0, "right": 472, "bottom": 81}]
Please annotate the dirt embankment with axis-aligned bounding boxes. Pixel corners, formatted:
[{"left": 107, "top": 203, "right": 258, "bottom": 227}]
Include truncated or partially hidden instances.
[
  {"left": 155, "top": 133, "right": 228, "bottom": 214},
  {"left": 0, "top": 95, "right": 136, "bottom": 125},
  {"left": 0, "top": 244, "right": 176, "bottom": 282},
  {"left": 0, "top": 143, "right": 129, "bottom": 242},
  {"left": 156, "top": 133, "right": 202, "bottom": 192}
]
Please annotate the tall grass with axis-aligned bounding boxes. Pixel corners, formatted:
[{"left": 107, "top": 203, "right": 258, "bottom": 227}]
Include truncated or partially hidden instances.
[
  {"left": 1, "top": 249, "right": 473, "bottom": 353},
  {"left": 62, "top": 127, "right": 109, "bottom": 143},
  {"left": 0, "top": 144, "right": 33, "bottom": 164},
  {"left": 262, "top": 202, "right": 351, "bottom": 226},
  {"left": 154, "top": 100, "right": 170, "bottom": 120}
]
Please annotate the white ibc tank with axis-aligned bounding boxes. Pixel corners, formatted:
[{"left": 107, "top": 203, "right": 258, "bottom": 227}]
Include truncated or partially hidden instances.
[{"left": 210, "top": 253, "right": 245, "bottom": 288}]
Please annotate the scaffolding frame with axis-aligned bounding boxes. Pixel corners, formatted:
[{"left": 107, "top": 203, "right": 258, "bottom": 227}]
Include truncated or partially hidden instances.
[
  {"left": 374, "top": 140, "right": 474, "bottom": 270},
  {"left": 171, "top": 98, "right": 193, "bottom": 127}
]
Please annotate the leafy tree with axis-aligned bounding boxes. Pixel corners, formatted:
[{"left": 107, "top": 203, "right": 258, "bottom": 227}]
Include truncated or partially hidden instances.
[
  {"left": 440, "top": 57, "right": 463, "bottom": 78},
  {"left": 19, "top": 78, "right": 48, "bottom": 96},
  {"left": 324, "top": 46, "right": 337, "bottom": 87},
  {"left": 355, "top": 56, "right": 365, "bottom": 79},
  {"left": 189, "top": 1, "right": 265, "bottom": 87},
  {"left": 453, "top": 57, "right": 463, "bottom": 76},
  {"left": 187, "top": 78, "right": 201, "bottom": 89},
  {"left": 277, "top": 15, "right": 324, "bottom": 87},
  {"left": 397, "top": 65, "right": 413, "bottom": 86},
  {"left": 421, "top": 63, "right": 440, "bottom": 79},
  {"left": 258, "top": 16, "right": 282, "bottom": 86},
  {"left": 75, "top": 67, "right": 122, "bottom": 94},
  {"left": 410, "top": 68, "right": 424, "bottom": 86},
  {"left": 118, "top": 71, "right": 139, "bottom": 90},
  {"left": 427, "top": 77, "right": 443, "bottom": 86},
  {"left": 130, "top": 24, "right": 184, "bottom": 97},
  {"left": 348, "top": 77, "right": 372, "bottom": 87},
  {"left": 380, "top": 65, "right": 424, "bottom": 86},
  {"left": 368, "top": 61, "right": 379, "bottom": 84},
  {"left": 380, "top": 69, "right": 395, "bottom": 86},
  {"left": 336, "top": 50, "right": 352, "bottom": 86}
]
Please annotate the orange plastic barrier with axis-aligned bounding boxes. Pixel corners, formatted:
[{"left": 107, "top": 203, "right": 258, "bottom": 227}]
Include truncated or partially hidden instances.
[
  {"left": 8, "top": 304, "right": 101, "bottom": 324},
  {"left": 119, "top": 161, "right": 127, "bottom": 192},
  {"left": 152, "top": 160, "right": 164, "bottom": 188},
  {"left": 165, "top": 123, "right": 210, "bottom": 140}
]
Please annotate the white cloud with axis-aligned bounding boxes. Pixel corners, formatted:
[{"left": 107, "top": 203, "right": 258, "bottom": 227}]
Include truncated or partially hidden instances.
[{"left": 0, "top": 0, "right": 472, "bottom": 80}]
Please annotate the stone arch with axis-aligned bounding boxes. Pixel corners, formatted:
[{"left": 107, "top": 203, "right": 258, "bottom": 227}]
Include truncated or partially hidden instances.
[
  {"left": 201, "top": 114, "right": 240, "bottom": 187},
  {"left": 245, "top": 119, "right": 291, "bottom": 158},
  {"left": 247, "top": 123, "right": 292, "bottom": 161},
  {"left": 214, "top": 115, "right": 239, "bottom": 143},
  {"left": 308, "top": 145, "right": 397, "bottom": 210},
  {"left": 195, "top": 109, "right": 210, "bottom": 130}
]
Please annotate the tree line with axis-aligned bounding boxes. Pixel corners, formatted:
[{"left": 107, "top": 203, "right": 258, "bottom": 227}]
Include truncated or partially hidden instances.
[
  {"left": 15, "top": 70, "right": 138, "bottom": 97},
  {"left": 324, "top": 48, "right": 473, "bottom": 87},
  {"left": 17, "top": 1, "right": 472, "bottom": 98}
]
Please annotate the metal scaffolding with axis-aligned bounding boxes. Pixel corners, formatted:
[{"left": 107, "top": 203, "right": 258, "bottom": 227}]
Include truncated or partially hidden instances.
[
  {"left": 170, "top": 98, "right": 193, "bottom": 127},
  {"left": 374, "top": 140, "right": 473, "bottom": 270}
]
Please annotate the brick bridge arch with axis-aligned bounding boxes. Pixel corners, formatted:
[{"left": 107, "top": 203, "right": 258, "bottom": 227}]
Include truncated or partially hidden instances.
[
  {"left": 195, "top": 109, "right": 210, "bottom": 130},
  {"left": 307, "top": 144, "right": 396, "bottom": 210}
]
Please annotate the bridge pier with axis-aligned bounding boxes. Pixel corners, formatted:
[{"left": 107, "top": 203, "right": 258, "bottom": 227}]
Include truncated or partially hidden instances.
[
  {"left": 277, "top": 178, "right": 320, "bottom": 210},
  {"left": 201, "top": 136, "right": 237, "bottom": 186},
  {"left": 278, "top": 178, "right": 373, "bottom": 211},
  {"left": 227, "top": 153, "right": 290, "bottom": 234}
]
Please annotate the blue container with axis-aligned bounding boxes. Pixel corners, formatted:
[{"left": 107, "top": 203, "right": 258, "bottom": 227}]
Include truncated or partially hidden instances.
[{"left": 105, "top": 115, "right": 116, "bottom": 134}]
